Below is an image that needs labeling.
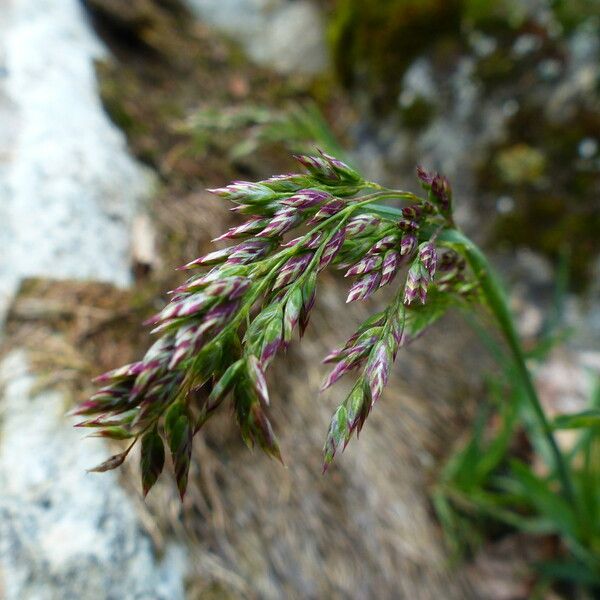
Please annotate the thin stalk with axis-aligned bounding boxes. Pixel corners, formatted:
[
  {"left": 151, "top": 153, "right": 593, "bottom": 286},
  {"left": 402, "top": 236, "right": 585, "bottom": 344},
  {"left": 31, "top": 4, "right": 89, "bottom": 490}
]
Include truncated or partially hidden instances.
[
  {"left": 367, "top": 201, "right": 575, "bottom": 503},
  {"left": 437, "top": 228, "right": 576, "bottom": 504}
]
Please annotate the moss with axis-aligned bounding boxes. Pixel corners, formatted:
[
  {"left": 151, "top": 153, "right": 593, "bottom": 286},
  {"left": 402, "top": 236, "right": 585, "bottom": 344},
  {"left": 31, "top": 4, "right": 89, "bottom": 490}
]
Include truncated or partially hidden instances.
[
  {"left": 481, "top": 106, "right": 600, "bottom": 290},
  {"left": 495, "top": 144, "right": 546, "bottom": 186},
  {"left": 462, "top": 0, "right": 529, "bottom": 30},
  {"left": 325, "top": 0, "right": 562, "bottom": 109},
  {"left": 475, "top": 49, "right": 516, "bottom": 85},
  {"left": 552, "top": 0, "right": 600, "bottom": 32},
  {"left": 398, "top": 95, "right": 436, "bottom": 130},
  {"left": 327, "top": 0, "right": 462, "bottom": 109}
]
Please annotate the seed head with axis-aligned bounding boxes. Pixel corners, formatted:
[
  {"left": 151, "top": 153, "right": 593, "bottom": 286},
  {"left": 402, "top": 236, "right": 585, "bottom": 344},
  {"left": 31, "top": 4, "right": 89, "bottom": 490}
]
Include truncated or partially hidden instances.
[
  {"left": 400, "top": 233, "right": 418, "bottom": 256},
  {"left": 280, "top": 189, "right": 332, "bottom": 209},
  {"left": 404, "top": 260, "right": 430, "bottom": 305},
  {"left": 419, "top": 242, "right": 437, "bottom": 278},
  {"left": 345, "top": 214, "right": 381, "bottom": 237},
  {"left": 346, "top": 271, "right": 382, "bottom": 303},
  {"left": 77, "top": 153, "right": 465, "bottom": 495},
  {"left": 208, "top": 181, "right": 276, "bottom": 203}
]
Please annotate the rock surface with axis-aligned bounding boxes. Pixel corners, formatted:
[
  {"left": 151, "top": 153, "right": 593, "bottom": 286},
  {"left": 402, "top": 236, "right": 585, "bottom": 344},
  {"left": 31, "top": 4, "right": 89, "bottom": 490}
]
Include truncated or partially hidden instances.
[
  {"left": 0, "top": 1, "right": 185, "bottom": 599},
  {"left": 0, "top": 352, "right": 186, "bottom": 600},
  {"left": 0, "top": 0, "right": 151, "bottom": 321},
  {"left": 184, "top": 0, "right": 328, "bottom": 75}
]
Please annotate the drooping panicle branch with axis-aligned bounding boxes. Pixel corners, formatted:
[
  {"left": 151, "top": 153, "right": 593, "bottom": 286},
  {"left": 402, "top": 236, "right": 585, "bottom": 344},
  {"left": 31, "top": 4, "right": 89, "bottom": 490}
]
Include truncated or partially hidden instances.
[{"left": 75, "top": 151, "right": 477, "bottom": 496}]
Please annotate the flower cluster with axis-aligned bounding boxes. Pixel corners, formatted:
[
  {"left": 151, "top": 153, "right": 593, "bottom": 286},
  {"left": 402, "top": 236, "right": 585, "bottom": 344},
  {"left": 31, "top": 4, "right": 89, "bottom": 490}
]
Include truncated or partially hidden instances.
[{"left": 74, "top": 150, "right": 476, "bottom": 497}]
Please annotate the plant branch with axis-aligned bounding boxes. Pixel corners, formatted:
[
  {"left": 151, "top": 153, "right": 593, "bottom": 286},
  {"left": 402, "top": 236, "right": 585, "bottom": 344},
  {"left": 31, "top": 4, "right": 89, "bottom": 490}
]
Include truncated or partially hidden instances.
[{"left": 437, "top": 228, "right": 577, "bottom": 504}]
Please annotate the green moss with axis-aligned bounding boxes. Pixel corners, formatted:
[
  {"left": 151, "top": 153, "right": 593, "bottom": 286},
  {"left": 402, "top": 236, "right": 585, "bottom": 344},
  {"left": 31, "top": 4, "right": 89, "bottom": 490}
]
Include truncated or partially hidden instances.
[
  {"left": 475, "top": 50, "right": 516, "bottom": 85},
  {"left": 325, "top": 0, "right": 554, "bottom": 108},
  {"left": 495, "top": 144, "right": 546, "bottom": 186},
  {"left": 552, "top": 0, "right": 600, "bottom": 32},
  {"left": 398, "top": 95, "right": 436, "bottom": 130},
  {"left": 462, "top": 0, "right": 529, "bottom": 30},
  {"left": 483, "top": 106, "right": 600, "bottom": 290},
  {"left": 96, "top": 62, "right": 149, "bottom": 136},
  {"left": 327, "top": 0, "right": 462, "bottom": 108}
]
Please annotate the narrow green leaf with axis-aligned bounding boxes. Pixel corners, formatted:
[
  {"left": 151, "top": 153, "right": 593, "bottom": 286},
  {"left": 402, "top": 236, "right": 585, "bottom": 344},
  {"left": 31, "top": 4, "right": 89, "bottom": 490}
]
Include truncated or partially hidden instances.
[
  {"left": 535, "top": 560, "right": 600, "bottom": 586},
  {"left": 552, "top": 410, "right": 600, "bottom": 430},
  {"left": 506, "top": 460, "right": 579, "bottom": 538}
]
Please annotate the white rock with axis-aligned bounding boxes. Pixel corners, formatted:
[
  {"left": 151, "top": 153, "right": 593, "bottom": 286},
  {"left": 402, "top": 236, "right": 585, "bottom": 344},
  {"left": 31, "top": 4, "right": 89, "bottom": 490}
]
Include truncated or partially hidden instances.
[
  {"left": 184, "top": 0, "right": 328, "bottom": 74},
  {"left": 546, "top": 20, "right": 600, "bottom": 122},
  {"left": 0, "top": 0, "right": 153, "bottom": 321},
  {"left": 0, "top": 352, "right": 187, "bottom": 600}
]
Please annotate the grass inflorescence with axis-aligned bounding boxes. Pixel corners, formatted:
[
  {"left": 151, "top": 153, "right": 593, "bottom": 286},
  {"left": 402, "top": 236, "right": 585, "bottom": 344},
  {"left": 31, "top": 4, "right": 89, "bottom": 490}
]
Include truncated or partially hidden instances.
[{"left": 74, "top": 150, "right": 476, "bottom": 498}]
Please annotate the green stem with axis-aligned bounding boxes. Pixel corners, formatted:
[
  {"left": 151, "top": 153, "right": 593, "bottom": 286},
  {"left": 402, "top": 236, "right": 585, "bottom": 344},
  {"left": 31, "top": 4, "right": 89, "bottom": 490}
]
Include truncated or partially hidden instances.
[
  {"left": 437, "top": 228, "right": 576, "bottom": 505},
  {"left": 367, "top": 201, "right": 575, "bottom": 503}
]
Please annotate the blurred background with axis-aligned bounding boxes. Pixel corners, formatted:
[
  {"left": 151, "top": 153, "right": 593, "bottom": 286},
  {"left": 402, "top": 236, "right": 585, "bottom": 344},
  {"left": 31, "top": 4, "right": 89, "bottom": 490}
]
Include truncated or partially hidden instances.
[{"left": 0, "top": 1, "right": 599, "bottom": 598}]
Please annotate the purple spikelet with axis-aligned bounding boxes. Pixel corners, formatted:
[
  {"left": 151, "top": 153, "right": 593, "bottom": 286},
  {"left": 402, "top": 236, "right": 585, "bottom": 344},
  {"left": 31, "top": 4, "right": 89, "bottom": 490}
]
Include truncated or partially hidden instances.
[
  {"left": 319, "top": 228, "right": 346, "bottom": 270},
  {"left": 310, "top": 199, "right": 346, "bottom": 223},
  {"left": 214, "top": 218, "right": 268, "bottom": 241},
  {"left": 345, "top": 214, "right": 380, "bottom": 237},
  {"left": 280, "top": 189, "right": 332, "bottom": 209},
  {"left": 365, "top": 341, "right": 392, "bottom": 405},
  {"left": 419, "top": 242, "right": 437, "bottom": 278},
  {"left": 416, "top": 166, "right": 435, "bottom": 187},
  {"left": 345, "top": 255, "right": 382, "bottom": 277},
  {"left": 368, "top": 234, "right": 399, "bottom": 254},
  {"left": 404, "top": 260, "right": 430, "bottom": 305},
  {"left": 227, "top": 239, "right": 276, "bottom": 264},
  {"left": 380, "top": 251, "right": 400, "bottom": 287},
  {"left": 273, "top": 253, "right": 313, "bottom": 289},
  {"left": 346, "top": 271, "right": 382, "bottom": 303},
  {"left": 400, "top": 233, "right": 418, "bottom": 256},
  {"left": 431, "top": 174, "right": 452, "bottom": 212},
  {"left": 258, "top": 207, "right": 302, "bottom": 237},
  {"left": 294, "top": 153, "right": 338, "bottom": 181},
  {"left": 316, "top": 149, "right": 362, "bottom": 183}
]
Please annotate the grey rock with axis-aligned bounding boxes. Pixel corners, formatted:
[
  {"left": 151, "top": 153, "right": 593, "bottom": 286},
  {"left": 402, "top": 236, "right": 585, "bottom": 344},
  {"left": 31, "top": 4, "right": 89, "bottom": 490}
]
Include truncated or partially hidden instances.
[
  {"left": 0, "top": 0, "right": 154, "bottom": 321},
  {"left": 0, "top": 352, "right": 187, "bottom": 600},
  {"left": 184, "top": 0, "right": 328, "bottom": 75},
  {"left": 546, "top": 20, "right": 600, "bottom": 122},
  {"left": 367, "top": 55, "right": 505, "bottom": 230}
]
